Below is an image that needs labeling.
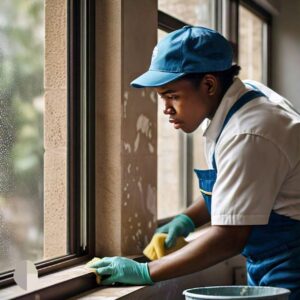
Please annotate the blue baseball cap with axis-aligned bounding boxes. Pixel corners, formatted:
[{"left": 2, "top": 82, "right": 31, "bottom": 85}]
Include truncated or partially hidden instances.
[{"left": 131, "top": 26, "right": 233, "bottom": 88}]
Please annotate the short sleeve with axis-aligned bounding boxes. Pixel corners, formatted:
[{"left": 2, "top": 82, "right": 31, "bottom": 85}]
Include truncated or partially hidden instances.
[{"left": 211, "top": 134, "right": 290, "bottom": 225}]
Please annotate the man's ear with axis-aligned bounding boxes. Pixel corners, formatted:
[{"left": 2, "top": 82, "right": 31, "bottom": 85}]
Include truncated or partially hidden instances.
[{"left": 202, "top": 74, "right": 218, "bottom": 96}]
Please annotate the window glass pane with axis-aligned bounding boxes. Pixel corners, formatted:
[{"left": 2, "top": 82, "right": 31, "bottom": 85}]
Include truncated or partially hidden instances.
[
  {"left": 157, "top": 33, "right": 186, "bottom": 218},
  {"left": 239, "top": 5, "right": 266, "bottom": 82},
  {"left": 158, "top": 0, "right": 215, "bottom": 28},
  {"left": 0, "top": 0, "right": 68, "bottom": 273}
]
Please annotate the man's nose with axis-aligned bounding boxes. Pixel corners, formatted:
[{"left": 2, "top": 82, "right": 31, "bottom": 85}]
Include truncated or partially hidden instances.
[
  {"left": 163, "top": 107, "right": 175, "bottom": 115},
  {"left": 163, "top": 102, "right": 176, "bottom": 115}
]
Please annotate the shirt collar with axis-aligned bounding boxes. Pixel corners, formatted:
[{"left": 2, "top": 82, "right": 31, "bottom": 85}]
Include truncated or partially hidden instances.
[{"left": 203, "top": 78, "right": 248, "bottom": 142}]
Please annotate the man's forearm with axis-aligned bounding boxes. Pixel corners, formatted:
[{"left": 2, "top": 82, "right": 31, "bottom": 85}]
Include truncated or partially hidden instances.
[
  {"left": 183, "top": 197, "right": 211, "bottom": 228},
  {"left": 149, "top": 224, "right": 252, "bottom": 281}
]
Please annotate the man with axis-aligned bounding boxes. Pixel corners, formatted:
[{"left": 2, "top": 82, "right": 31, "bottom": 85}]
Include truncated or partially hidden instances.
[{"left": 90, "top": 26, "right": 300, "bottom": 299}]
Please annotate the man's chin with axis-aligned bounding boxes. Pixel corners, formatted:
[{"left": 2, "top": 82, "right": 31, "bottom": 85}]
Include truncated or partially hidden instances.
[
  {"left": 180, "top": 127, "right": 194, "bottom": 133},
  {"left": 172, "top": 122, "right": 198, "bottom": 133}
]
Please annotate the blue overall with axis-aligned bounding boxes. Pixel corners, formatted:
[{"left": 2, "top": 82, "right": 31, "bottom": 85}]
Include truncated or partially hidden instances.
[{"left": 194, "top": 88, "right": 300, "bottom": 299}]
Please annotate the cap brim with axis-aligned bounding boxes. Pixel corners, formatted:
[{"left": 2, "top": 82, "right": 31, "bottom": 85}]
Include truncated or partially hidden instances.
[{"left": 130, "top": 70, "right": 185, "bottom": 88}]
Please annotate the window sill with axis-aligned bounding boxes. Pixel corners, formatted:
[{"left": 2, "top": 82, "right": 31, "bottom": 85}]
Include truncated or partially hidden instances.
[
  {"left": 0, "top": 263, "right": 103, "bottom": 299},
  {"left": 0, "top": 255, "right": 147, "bottom": 300},
  {"left": 0, "top": 232, "right": 201, "bottom": 299}
]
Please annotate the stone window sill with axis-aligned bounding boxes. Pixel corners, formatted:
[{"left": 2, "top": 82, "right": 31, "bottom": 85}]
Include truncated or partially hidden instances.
[
  {"left": 0, "top": 233, "right": 201, "bottom": 299},
  {"left": 0, "top": 230, "right": 245, "bottom": 299},
  {"left": 0, "top": 255, "right": 149, "bottom": 300}
]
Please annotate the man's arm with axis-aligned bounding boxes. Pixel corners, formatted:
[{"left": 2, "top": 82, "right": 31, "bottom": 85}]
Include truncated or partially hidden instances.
[
  {"left": 155, "top": 197, "right": 211, "bottom": 248},
  {"left": 183, "top": 196, "right": 211, "bottom": 228},
  {"left": 149, "top": 224, "right": 252, "bottom": 281}
]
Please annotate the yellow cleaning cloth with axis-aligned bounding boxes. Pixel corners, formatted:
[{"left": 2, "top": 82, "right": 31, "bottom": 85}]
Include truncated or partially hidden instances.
[
  {"left": 86, "top": 257, "right": 102, "bottom": 284},
  {"left": 143, "top": 233, "right": 188, "bottom": 261}
]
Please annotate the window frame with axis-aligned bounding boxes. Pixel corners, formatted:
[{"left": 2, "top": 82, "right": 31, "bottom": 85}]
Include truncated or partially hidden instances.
[
  {"left": 238, "top": 0, "right": 272, "bottom": 85},
  {"left": 0, "top": 0, "right": 96, "bottom": 288},
  {"left": 68, "top": 0, "right": 95, "bottom": 259}
]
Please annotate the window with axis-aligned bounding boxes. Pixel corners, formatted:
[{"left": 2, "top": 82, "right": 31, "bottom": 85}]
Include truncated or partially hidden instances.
[
  {"left": 0, "top": 0, "right": 46, "bottom": 274},
  {"left": 0, "top": 0, "right": 95, "bottom": 285},
  {"left": 158, "top": 0, "right": 216, "bottom": 28},
  {"left": 238, "top": 3, "right": 270, "bottom": 84},
  {"left": 157, "top": 0, "right": 216, "bottom": 220}
]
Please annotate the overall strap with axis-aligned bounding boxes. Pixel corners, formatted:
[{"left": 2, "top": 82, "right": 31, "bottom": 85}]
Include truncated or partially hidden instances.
[
  {"left": 212, "top": 89, "right": 266, "bottom": 170},
  {"left": 244, "top": 82, "right": 261, "bottom": 91}
]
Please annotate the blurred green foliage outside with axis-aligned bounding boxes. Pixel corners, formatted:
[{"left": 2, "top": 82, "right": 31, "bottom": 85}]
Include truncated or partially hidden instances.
[{"left": 0, "top": 0, "right": 44, "bottom": 272}]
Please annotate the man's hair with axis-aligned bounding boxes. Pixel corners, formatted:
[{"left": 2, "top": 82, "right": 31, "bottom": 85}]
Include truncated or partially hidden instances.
[{"left": 181, "top": 64, "right": 241, "bottom": 95}]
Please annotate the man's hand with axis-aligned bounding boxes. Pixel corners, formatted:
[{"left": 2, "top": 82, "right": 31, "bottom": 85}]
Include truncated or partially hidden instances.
[
  {"left": 156, "top": 214, "right": 195, "bottom": 248},
  {"left": 149, "top": 225, "right": 252, "bottom": 282},
  {"left": 90, "top": 256, "right": 153, "bottom": 285}
]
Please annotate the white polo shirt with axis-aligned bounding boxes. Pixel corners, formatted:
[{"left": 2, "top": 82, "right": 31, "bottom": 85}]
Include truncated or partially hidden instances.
[{"left": 202, "top": 78, "right": 300, "bottom": 225}]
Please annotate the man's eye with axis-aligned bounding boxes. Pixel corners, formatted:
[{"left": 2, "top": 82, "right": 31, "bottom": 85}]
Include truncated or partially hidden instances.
[{"left": 167, "top": 95, "right": 179, "bottom": 100}]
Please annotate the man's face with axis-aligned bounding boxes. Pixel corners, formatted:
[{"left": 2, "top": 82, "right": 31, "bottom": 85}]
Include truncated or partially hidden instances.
[{"left": 155, "top": 77, "right": 218, "bottom": 133}]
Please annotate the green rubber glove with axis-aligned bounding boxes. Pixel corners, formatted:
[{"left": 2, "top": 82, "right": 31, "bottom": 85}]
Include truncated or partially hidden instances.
[
  {"left": 155, "top": 214, "right": 195, "bottom": 249},
  {"left": 90, "top": 256, "right": 153, "bottom": 286}
]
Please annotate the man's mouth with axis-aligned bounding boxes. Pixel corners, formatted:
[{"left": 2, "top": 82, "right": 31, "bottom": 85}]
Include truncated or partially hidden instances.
[
  {"left": 169, "top": 118, "right": 179, "bottom": 123},
  {"left": 169, "top": 118, "right": 182, "bottom": 128}
]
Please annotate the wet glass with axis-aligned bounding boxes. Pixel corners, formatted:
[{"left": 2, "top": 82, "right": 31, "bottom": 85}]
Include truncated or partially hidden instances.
[
  {"left": 0, "top": 0, "right": 45, "bottom": 273},
  {"left": 0, "top": 0, "right": 69, "bottom": 273}
]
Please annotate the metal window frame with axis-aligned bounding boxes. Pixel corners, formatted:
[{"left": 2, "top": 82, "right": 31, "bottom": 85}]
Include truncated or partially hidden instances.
[
  {"left": 0, "top": 0, "right": 95, "bottom": 288},
  {"left": 220, "top": 0, "right": 239, "bottom": 62},
  {"left": 158, "top": 10, "right": 189, "bottom": 32},
  {"left": 68, "top": 0, "right": 95, "bottom": 260}
]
